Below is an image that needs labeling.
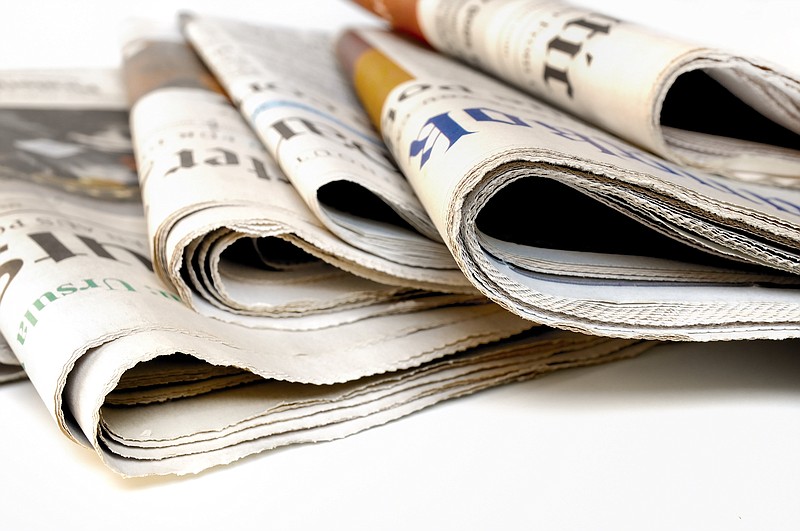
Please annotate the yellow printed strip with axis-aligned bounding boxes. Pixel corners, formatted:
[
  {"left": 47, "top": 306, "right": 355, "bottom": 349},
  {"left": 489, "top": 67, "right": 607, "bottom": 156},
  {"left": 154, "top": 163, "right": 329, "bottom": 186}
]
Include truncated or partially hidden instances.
[{"left": 339, "top": 30, "right": 413, "bottom": 132}]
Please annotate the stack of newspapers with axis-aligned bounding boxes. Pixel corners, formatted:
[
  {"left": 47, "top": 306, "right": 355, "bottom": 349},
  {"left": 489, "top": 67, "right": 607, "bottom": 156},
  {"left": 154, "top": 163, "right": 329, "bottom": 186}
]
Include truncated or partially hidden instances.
[{"left": 0, "top": 0, "right": 797, "bottom": 477}]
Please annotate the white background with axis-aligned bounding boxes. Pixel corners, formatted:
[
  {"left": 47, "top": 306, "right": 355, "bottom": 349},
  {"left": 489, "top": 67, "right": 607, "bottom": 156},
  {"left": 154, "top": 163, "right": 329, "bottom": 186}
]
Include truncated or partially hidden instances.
[{"left": 0, "top": 1, "right": 799, "bottom": 530}]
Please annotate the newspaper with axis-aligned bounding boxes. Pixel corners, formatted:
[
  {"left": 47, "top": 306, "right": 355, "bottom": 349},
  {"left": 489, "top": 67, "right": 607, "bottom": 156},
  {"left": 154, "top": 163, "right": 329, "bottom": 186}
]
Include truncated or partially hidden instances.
[
  {"left": 180, "top": 14, "right": 472, "bottom": 293},
  {"left": 0, "top": 68, "right": 141, "bottom": 383},
  {"left": 337, "top": 28, "right": 800, "bottom": 341},
  {"left": 0, "top": 67, "right": 654, "bottom": 476},
  {"left": 0, "top": 69, "right": 140, "bottom": 199},
  {"left": 122, "top": 26, "right": 477, "bottom": 327},
  {"left": 351, "top": 0, "right": 800, "bottom": 186}
]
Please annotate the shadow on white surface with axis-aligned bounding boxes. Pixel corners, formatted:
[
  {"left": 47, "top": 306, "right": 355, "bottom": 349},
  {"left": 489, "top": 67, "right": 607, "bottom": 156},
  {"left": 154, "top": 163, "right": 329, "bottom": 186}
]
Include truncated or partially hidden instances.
[{"left": 507, "top": 339, "right": 800, "bottom": 409}]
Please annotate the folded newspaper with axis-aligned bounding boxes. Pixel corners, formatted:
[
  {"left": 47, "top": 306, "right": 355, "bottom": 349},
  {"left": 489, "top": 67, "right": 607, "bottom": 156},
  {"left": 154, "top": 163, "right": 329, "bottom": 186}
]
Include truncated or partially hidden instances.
[
  {"left": 0, "top": 61, "right": 653, "bottom": 477},
  {"left": 334, "top": 27, "right": 800, "bottom": 341},
  {"left": 351, "top": 0, "right": 800, "bottom": 186},
  {"left": 122, "top": 25, "right": 476, "bottom": 328},
  {"left": 175, "top": 14, "right": 473, "bottom": 296},
  {"left": 0, "top": 68, "right": 141, "bottom": 383}
]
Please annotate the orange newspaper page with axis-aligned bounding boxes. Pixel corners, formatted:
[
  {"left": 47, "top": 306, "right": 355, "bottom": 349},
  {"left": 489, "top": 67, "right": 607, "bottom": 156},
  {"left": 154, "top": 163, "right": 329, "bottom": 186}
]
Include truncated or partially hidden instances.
[
  {"left": 336, "top": 29, "right": 412, "bottom": 131},
  {"left": 351, "top": 0, "right": 424, "bottom": 40}
]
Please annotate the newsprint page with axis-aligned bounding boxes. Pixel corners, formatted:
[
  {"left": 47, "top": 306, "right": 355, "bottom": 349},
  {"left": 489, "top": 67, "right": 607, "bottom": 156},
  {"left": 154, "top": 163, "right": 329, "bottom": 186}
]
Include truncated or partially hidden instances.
[{"left": 0, "top": 1, "right": 799, "bottom": 530}]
